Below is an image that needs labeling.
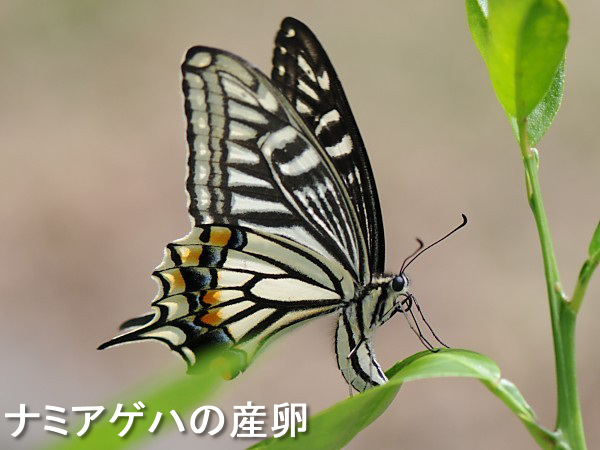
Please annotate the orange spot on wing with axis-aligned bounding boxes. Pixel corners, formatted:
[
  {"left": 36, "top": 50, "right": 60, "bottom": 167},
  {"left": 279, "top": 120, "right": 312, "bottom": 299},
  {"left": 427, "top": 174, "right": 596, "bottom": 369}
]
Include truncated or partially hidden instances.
[
  {"left": 200, "top": 310, "right": 222, "bottom": 326},
  {"left": 163, "top": 270, "right": 185, "bottom": 294},
  {"left": 203, "top": 290, "right": 221, "bottom": 306},
  {"left": 210, "top": 228, "right": 232, "bottom": 247},
  {"left": 179, "top": 246, "right": 202, "bottom": 265}
]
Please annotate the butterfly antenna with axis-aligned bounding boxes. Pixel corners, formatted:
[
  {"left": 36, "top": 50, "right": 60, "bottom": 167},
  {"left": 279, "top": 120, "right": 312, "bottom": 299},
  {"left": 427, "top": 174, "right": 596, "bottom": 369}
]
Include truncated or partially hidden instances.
[
  {"left": 400, "top": 238, "right": 424, "bottom": 273},
  {"left": 403, "top": 214, "right": 468, "bottom": 272},
  {"left": 411, "top": 294, "right": 450, "bottom": 348}
]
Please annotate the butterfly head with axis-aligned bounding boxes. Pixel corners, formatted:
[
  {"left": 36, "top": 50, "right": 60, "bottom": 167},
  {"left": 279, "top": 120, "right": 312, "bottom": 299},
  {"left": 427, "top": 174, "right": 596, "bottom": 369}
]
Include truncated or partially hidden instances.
[
  {"left": 391, "top": 273, "right": 409, "bottom": 294},
  {"left": 389, "top": 272, "right": 413, "bottom": 318},
  {"left": 374, "top": 273, "right": 411, "bottom": 326}
]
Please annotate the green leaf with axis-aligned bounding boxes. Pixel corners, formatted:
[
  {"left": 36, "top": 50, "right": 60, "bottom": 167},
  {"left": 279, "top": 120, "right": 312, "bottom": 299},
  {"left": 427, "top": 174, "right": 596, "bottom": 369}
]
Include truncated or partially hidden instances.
[
  {"left": 387, "top": 349, "right": 501, "bottom": 382},
  {"left": 466, "top": 0, "right": 489, "bottom": 58},
  {"left": 250, "top": 381, "right": 401, "bottom": 450},
  {"left": 511, "top": 0, "right": 568, "bottom": 119},
  {"left": 44, "top": 350, "right": 238, "bottom": 450},
  {"left": 509, "top": 59, "right": 565, "bottom": 146},
  {"left": 252, "top": 349, "right": 556, "bottom": 449},
  {"left": 467, "top": 0, "right": 569, "bottom": 121}
]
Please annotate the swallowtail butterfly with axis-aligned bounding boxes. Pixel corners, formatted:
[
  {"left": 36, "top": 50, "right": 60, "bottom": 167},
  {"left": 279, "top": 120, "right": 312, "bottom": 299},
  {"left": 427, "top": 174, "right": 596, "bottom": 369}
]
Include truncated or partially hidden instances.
[{"left": 100, "top": 17, "right": 460, "bottom": 392}]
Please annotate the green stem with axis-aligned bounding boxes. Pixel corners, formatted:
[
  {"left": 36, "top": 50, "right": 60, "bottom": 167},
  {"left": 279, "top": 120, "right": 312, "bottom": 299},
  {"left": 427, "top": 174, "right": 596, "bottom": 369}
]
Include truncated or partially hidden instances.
[
  {"left": 555, "top": 305, "right": 585, "bottom": 449},
  {"left": 518, "top": 121, "right": 586, "bottom": 449}
]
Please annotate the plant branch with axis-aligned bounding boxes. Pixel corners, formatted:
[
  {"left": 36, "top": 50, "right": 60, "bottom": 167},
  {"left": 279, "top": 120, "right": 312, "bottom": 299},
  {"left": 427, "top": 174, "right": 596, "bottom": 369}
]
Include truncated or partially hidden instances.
[{"left": 518, "top": 119, "right": 587, "bottom": 449}]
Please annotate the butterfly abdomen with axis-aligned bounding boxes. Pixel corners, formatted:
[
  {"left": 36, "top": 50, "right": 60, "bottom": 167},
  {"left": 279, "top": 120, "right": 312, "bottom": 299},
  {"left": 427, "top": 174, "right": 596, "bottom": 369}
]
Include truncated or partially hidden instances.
[{"left": 335, "top": 282, "right": 398, "bottom": 392}]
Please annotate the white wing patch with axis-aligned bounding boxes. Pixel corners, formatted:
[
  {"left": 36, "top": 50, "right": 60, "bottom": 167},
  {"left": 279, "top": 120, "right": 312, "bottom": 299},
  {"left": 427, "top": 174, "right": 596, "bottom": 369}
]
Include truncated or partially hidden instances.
[
  {"left": 230, "top": 194, "right": 291, "bottom": 215},
  {"left": 298, "top": 79, "right": 319, "bottom": 101},
  {"left": 226, "top": 142, "right": 260, "bottom": 164},
  {"left": 228, "top": 100, "right": 269, "bottom": 125},
  {"left": 295, "top": 99, "right": 312, "bottom": 115},
  {"left": 141, "top": 325, "right": 187, "bottom": 346},
  {"left": 315, "top": 109, "right": 341, "bottom": 136},
  {"left": 278, "top": 147, "right": 321, "bottom": 176},
  {"left": 327, "top": 134, "right": 353, "bottom": 158},
  {"left": 250, "top": 278, "right": 342, "bottom": 301},
  {"left": 227, "top": 168, "right": 272, "bottom": 188},
  {"left": 187, "top": 51, "right": 212, "bottom": 68},
  {"left": 227, "top": 308, "right": 276, "bottom": 340},
  {"left": 317, "top": 71, "right": 330, "bottom": 90},
  {"left": 297, "top": 54, "right": 317, "bottom": 82},
  {"left": 229, "top": 121, "right": 258, "bottom": 140}
]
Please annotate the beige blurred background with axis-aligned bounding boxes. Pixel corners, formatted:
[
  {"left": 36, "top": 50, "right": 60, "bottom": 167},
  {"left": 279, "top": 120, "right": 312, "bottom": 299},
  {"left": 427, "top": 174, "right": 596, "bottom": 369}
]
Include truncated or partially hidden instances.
[{"left": 1, "top": 1, "right": 598, "bottom": 449}]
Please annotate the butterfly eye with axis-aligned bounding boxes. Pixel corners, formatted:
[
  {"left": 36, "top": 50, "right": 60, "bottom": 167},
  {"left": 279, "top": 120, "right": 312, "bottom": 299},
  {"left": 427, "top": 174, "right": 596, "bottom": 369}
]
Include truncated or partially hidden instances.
[{"left": 392, "top": 275, "right": 406, "bottom": 292}]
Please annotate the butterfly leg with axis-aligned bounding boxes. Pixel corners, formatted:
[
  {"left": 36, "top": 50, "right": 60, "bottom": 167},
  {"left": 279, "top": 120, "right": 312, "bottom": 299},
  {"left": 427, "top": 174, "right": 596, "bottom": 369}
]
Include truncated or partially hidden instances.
[
  {"left": 411, "top": 295, "right": 450, "bottom": 348},
  {"left": 398, "top": 297, "right": 436, "bottom": 351},
  {"left": 347, "top": 335, "right": 365, "bottom": 360},
  {"left": 368, "top": 338, "right": 374, "bottom": 386}
]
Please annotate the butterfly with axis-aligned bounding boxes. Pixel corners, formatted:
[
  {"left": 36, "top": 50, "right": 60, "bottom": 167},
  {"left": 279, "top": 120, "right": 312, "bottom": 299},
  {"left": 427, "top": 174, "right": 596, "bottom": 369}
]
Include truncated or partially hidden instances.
[{"left": 99, "top": 17, "right": 463, "bottom": 392}]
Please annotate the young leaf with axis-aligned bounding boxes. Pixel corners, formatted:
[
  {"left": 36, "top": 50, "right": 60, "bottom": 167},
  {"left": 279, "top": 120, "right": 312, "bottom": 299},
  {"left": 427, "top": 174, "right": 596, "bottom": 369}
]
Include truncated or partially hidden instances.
[
  {"left": 252, "top": 349, "right": 556, "bottom": 449},
  {"left": 509, "top": 59, "right": 565, "bottom": 146},
  {"left": 466, "top": 0, "right": 489, "bottom": 58},
  {"left": 510, "top": 0, "right": 568, "bottom": 119},
  {"left": 467, "top": 0, "right": 568, "bottom": 122}
]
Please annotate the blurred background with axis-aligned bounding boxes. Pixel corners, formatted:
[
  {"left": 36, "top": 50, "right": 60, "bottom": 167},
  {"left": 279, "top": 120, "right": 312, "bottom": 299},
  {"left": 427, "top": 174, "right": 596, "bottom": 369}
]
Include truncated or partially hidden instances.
[{"left": 1, "top": 1, "right": 598, "bottom": 449}]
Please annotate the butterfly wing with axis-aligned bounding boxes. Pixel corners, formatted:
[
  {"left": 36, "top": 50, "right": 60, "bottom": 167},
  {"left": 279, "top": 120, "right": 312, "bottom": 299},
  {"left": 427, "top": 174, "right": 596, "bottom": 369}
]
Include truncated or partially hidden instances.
[
  {"left": 100, "top": 225, "right": 354, "bottom": 375},
  {"left": 271, "top": 17, "right": 385, "bottom": 276},
  {"left": 183, "top": 47, "right": 369, "bottom": 282},
  {"left": 99, "top": 47, "right": 366, "bottom": 373}
]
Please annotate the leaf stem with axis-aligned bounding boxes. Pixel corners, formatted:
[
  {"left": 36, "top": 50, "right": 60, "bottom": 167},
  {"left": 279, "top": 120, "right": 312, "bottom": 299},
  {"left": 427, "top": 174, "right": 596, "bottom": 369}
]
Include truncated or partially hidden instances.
[{"left": 518, "top": 120, "right": 586, "bottom": 449}]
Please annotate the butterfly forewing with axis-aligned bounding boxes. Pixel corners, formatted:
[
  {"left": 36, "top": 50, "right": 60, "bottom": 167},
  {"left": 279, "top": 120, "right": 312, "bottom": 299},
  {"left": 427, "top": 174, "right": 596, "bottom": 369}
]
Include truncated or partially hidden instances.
[
  {"left": 272, "top": 17, "right": 385, "bottom": 276},
  {"left": 183, "top": 48, "right": 369, "bottom": 282}
]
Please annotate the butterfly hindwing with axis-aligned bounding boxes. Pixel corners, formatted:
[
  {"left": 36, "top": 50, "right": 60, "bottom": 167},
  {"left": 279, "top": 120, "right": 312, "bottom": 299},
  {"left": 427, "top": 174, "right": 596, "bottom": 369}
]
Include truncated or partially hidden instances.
[
  {"left": 272, "top": 17, "right": 385, "bottom": 276},
  {"left": 183, "top": 47, "right": 369, "bottom": 282},
  {"left": 100, "top": 225, "right": 355, "bottom": 375}
]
